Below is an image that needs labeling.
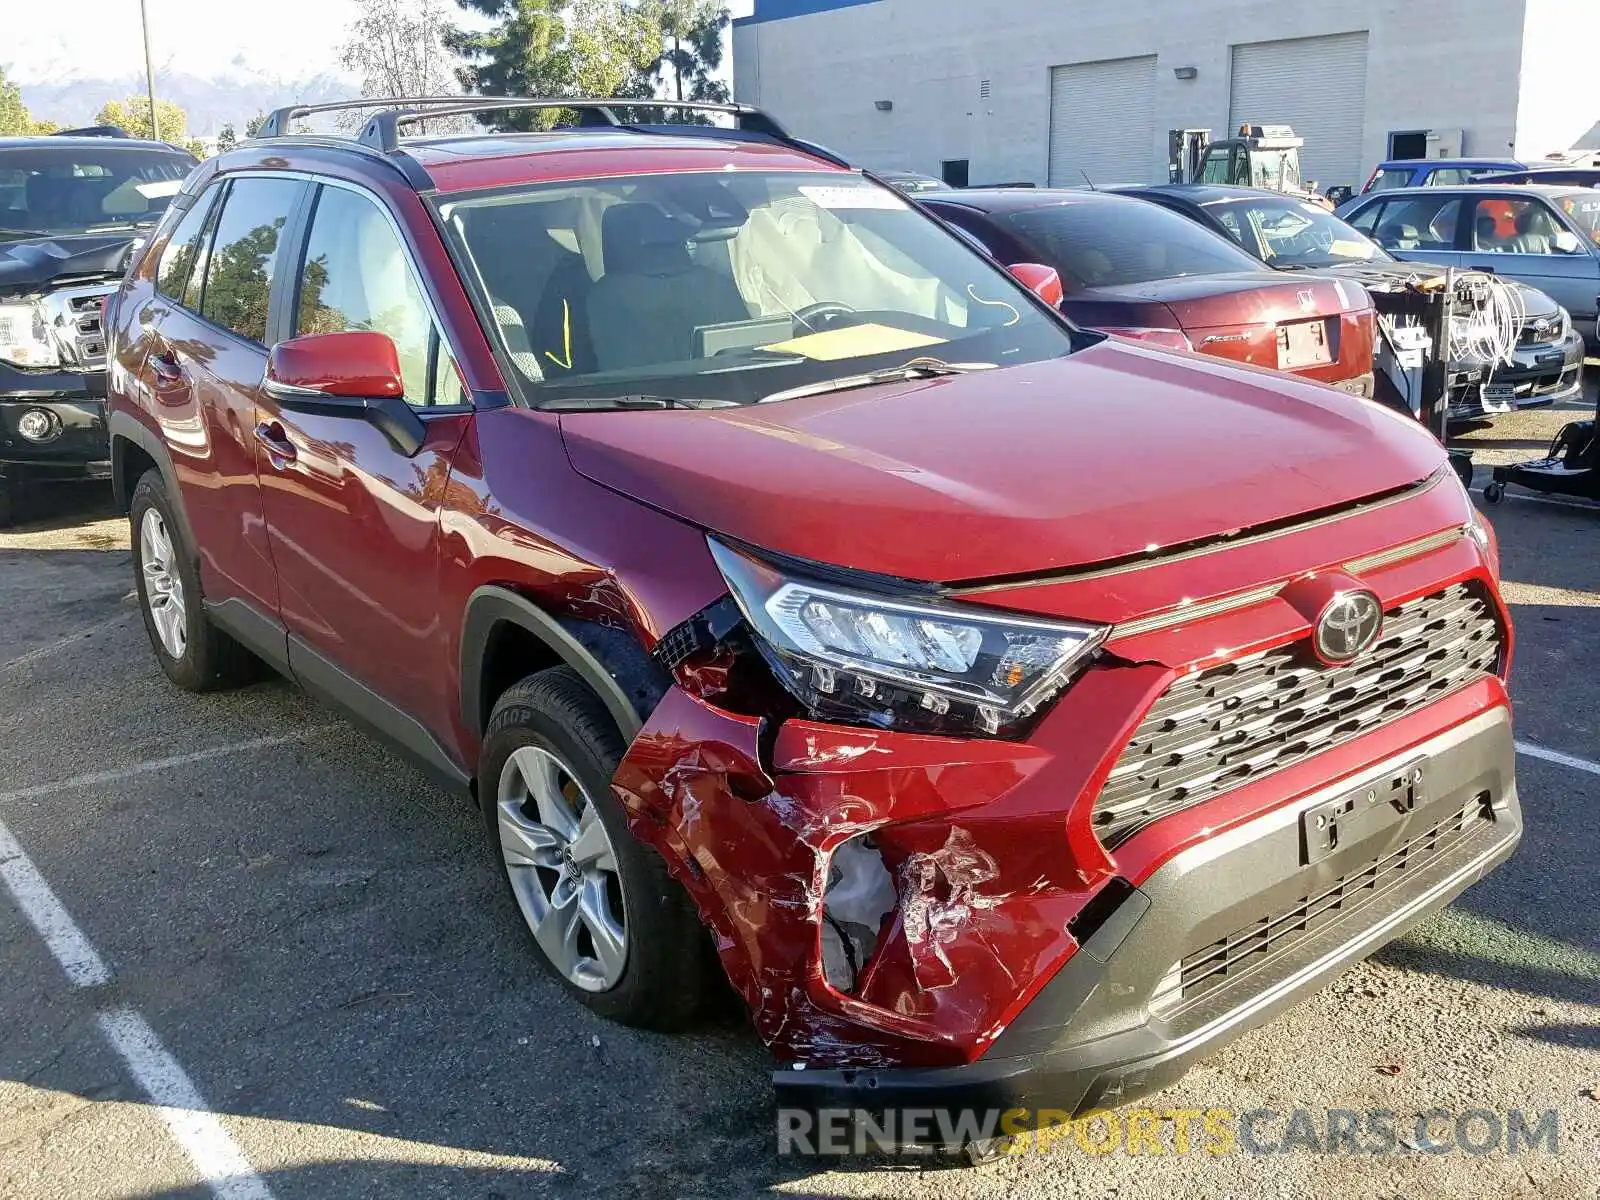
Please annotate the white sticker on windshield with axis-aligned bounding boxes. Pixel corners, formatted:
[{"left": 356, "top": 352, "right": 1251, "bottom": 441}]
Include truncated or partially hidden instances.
[
  {"left": 134, "top": 180, "right": 184, "bottom": 199},
  {"left": 799, "top": 185, "right": 909, "bottom": 211}
]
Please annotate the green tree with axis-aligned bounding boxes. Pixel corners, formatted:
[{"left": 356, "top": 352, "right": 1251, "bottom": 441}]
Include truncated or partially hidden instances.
[
  {"left": 244, "top": 112, "right": 269, "bottom": 139},
  {"left": 217, "top": 122, "right": 238, "bottom": 152},
  {"left": 0, "top": 68, "right": 56, "bottom": 135},
  {"left": 94, "top": 97, "right": 206, "bottom": 155},
  {"left": 447, "top": 0, "right": 658, "bottom": 129},
  {"left": 643, "top": 0, "right": 730, "bottom": 113}
]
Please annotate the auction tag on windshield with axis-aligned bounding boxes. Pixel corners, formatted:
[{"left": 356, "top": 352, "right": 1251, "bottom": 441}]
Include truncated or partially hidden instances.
[
  {"left": 799, "top": 185, "right": 909, "bottom": 211},
  {"left": 134, "top": 180, "right": 184, "bottom": 199},
  {"left": 761, "top": 323, "right": 946, "bottom": 361}
]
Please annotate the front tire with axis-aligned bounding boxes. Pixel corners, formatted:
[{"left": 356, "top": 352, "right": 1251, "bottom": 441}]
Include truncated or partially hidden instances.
[
  {"left": 480, "top": 666, "right": 705, "bottom": 1030},
  {"left": 129, "top": 470, "right": 257, "bottom": 691}
]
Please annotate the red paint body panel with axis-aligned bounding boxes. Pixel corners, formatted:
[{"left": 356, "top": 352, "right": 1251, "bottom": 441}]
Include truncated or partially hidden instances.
[
  {"left": 105, "top": 130, "right": 1518, "bottom": 1088},
  {"left": 561, "top": 341, "right": 1441, "bottom": 583}
]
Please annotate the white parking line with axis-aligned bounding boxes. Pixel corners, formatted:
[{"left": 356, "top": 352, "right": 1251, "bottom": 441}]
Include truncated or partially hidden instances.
[
  {"left": 0, "top": 818, "right": 112, "bottom": 988},
  {"left": 0, "top": 814, "right": 276, "bottom": 1198},
  {"left": 1, "top": 611, "right": 134, "bottom": 674},
  {"left": 99, "top": 1009, "right": 275, "bottom": 1200},
  {"left": 1516, "top": 740, "right": 1600, "bottom": 777},
  {"left": 0, "top": 728, "right": 341, "bottom": 806}
]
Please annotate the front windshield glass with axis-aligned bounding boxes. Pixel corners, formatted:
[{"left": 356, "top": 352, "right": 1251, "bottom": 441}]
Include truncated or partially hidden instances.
[
  {"left": 0, "top": 145, "right": 195, "bottom": 239},
  {"left": 1554, "top": 190, "right": 1600, "bottom": 245},
  {"left": 1208, "top": 196, "right": 1389, "bottom": 267},
  {"left": 1250, "top": 149, "right": 1301, "bottom": 192},
  {"left": 437, "top": 171, "right": 1075, "bottom": 408}
]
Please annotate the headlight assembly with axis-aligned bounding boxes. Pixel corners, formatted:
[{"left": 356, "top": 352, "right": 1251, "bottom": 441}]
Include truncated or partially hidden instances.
[
  {"left": 708, "top": 538, "right": 1106, "bottom": 737},
  {"left": 0, "top": 301, "right": 60, "bottom": 369}
]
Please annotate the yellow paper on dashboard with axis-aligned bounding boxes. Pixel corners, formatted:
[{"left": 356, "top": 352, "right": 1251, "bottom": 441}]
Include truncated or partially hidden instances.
[{"left": 761, "top": 323, "right": 947, "bottom": 362}]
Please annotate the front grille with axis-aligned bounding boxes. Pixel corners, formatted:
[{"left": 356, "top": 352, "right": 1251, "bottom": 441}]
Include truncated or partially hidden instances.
[
  {"left": 1158, "top": 793, "right": 1494, "bottom": 1010},
  {"left": 41, "top": 284, "right": 116, "bottom": 369},
  {"left": 1093, "top": 583, "right": 1501, "bottom": 846}
]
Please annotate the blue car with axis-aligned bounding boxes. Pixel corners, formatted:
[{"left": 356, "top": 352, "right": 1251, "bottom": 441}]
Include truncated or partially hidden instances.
[{"left": 1341, "top": 158, "right": 1526, "bottom": 213}]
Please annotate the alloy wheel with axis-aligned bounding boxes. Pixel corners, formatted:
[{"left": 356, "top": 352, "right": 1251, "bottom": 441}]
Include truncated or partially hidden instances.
[
  {"left": 496, "top": 745, "right": 629, "bottom": 991},
  {"left": 140, "top": 508, "right": 187, "bottom": 660}
]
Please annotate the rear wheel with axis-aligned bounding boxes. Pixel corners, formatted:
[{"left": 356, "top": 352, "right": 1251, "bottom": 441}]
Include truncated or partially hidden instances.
[
  {"left": 480, "top": 666, "right": 705, "bottom": 1029},
  {"left": 129, "top": 470, "right": 258, "bottom": 691}
]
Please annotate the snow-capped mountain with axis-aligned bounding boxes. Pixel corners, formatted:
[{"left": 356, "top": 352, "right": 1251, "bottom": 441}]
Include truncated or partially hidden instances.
[{"left": 16, "top": 71, "right": 359, "bottom": 139}]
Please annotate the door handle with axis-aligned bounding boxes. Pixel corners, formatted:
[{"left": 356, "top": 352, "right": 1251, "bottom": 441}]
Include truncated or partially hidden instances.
[
  {"left": 150, "top": 349, "right": 184, "bottom": 381},
  {"left": 254, "top": 421, "right": 298, "bottom": 464}
]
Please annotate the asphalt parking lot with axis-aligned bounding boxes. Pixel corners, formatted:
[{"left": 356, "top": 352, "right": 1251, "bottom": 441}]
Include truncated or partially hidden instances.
[{"left": 2, "top": 386, "right": 1598, "bottom": 1200}]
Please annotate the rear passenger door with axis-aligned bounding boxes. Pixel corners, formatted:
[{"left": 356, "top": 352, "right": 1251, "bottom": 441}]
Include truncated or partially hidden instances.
[
  {"left": 255, "top": 179, "right": 474, "bottom": 758},
  {"left": 132, "top": 175, "right": 307, "bottom": 619}
]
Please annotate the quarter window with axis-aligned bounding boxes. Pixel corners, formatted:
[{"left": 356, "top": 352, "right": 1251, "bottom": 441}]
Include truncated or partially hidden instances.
[
  {"left": 155, "top": 187, "right": 218, "bottom": 307},
  {"left": 294, "top": 185, "right": 449, "bottom": 407},
  {"left": 199, "top": 177, "right": 304, "bottom": 344}
]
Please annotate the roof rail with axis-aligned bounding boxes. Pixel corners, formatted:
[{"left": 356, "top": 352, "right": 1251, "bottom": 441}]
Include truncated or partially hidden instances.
[
  {"left": 52, "top": 125, "right": 132, "bottom": 139},
  {"left": 256, "top": 96, "right": 848, "bottom": 170}
]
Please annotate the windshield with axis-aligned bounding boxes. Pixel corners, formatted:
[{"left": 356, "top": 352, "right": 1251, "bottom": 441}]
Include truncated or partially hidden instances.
[
  {"left": 437, "top": 171, "right": 1076, "bottom": 408},
  {"left": 1249, "top": 149, "right": 1301, "bottom": 192},
  {"left": 0, "top": 144, "right": 195, "bottom": 240},
  {"left": 1365, "top": 167, "right": 1413, "bottom": 194},
  {"left": 1207, "top": 196, "right": 1389, "bottom": 267},
  {"left": 1554, "top": 190, "right": 1600, "bottom": 245},
  {"left": 1002, "top": 198, "right": 1264, "bottom": 288}
]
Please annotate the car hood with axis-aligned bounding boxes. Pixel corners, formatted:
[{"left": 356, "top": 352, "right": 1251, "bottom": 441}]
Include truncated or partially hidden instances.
[
  {"left": 0, "top": 232, "right": 138, "bottom": 294},
  {"left": 1082, "top": 271, "right": 1356, "bottom": 329},
  {"left": 559, "top": 341, "right": 1444, "bottom": 584},
  {"left": 1315, "top": 259, "right": 1560, "bottom": 318}
]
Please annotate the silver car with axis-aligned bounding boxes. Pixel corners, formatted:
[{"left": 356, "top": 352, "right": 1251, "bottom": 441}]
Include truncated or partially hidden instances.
[{"left": 1342, "top": 184, "right": 1600, "bottom": 348}]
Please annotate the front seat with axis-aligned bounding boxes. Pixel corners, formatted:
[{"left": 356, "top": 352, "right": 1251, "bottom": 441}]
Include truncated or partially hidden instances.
[{"left": 586, "top": 203, "right": 751, "bottom": 372}]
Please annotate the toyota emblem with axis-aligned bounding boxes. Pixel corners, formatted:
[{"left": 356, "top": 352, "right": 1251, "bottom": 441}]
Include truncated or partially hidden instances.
[{"left": 1313, "top": 591, "right": 1383, "bottom": 665}]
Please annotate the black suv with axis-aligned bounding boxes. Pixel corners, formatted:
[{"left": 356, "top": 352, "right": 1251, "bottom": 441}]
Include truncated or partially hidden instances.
[{"left": 0, "top": 132, "right": 195, "bottom": 524}]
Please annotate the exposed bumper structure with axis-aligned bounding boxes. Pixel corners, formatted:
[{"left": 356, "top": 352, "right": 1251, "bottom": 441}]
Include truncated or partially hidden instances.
[
  {"left": 1448, "top": 329, "right": 1585, "bottom": 422},
  {"left": 773, "top": 706, "right": 1520, "bottom": 1142}
]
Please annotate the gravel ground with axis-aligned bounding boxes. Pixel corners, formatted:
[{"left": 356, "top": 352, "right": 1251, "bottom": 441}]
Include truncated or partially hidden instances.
[{"left": 1, "top": 384, "right": 1597, "bottom": 1199}]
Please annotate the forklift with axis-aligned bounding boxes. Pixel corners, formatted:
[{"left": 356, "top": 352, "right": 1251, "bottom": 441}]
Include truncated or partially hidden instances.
[{"left": 1169, "top": 124, "right": 1334, "bottom": 209}]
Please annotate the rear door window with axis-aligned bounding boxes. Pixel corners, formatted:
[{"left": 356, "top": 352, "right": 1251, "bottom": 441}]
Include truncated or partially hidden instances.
[
  {"left": 156, "top": 186, "right": 220, "bottom": 307},
  {"left": 1003, "top": 199, "right": 1263, "bottom": 287},
  {"left": 1364, "top": 196, "right": 1464, "bottom": 252},
  {"left": 1366, "top": 168, "right": 1414, "bottom": 193},
  {"left": 1424, "top": 168, "right": 1474, "bottom": 187},
  {"left": 198, "top": 177, "right": 305, "bottom": 344}
]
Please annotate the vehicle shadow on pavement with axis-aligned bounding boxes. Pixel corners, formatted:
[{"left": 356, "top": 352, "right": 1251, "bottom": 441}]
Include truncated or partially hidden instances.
[{"left": 1, "top": 481, "right": 119, "bottom": 535}]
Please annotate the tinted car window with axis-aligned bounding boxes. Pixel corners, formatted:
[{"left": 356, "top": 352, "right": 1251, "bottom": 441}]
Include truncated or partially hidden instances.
[
  {"left": 156, "top": 188, "right": 218, "bottom": 306},
  {"left": 1426, "top": 168, "right": 1474, "bottom": 187},
  {"left": 1002, "top": 199, "right": 1263, "bottom": 287},
  {"left": 1365, "top": 196, "right": 1463, "bottom": 252},
  {"left": 295, "top": 185, "right": 439, "bottom": 406},
  {"left": 199, "top": 177, "right": 303, "bottom": 344},
  {"left": 1366, "top": 168, "right": 1414, "bottom": 193},
  {"left": 0, "top": 144, "right": 194, "bottom": 237},
  {"left": 1468, "top": 196, "right": 1571, "bottom": 254}
]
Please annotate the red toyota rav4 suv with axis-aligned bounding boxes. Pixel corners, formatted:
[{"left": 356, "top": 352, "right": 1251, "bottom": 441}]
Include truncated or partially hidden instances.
[{"left": 107, "top": 99, "right": 1520, "bottom": 1149}]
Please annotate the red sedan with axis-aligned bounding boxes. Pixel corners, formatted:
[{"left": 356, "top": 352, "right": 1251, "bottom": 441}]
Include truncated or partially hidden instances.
[{"left": 923, "top": 188, "right": 1376, "bottom": 396}]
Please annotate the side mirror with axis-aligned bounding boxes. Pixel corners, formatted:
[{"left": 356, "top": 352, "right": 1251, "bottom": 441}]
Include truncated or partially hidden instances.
[
  {"left": 264, "top": 331, "right": 426, "bottom": 457},
  {"left": 1008, "top": 262, "right": 1064, "bottom": 308},
  {"left": 1326, "top": 185, "right": 1353, "bottom": 206}
]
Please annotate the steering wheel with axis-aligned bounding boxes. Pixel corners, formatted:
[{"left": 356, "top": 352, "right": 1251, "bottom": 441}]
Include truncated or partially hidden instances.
[{"left": 794, "top": 301, "right": 858, "bottom": 331}]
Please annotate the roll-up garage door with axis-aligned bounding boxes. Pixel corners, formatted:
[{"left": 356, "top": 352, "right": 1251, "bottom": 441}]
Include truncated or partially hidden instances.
[
  {"left": 1229, "top": 32, "right": 1370, "bottom": 192},
  {"left": 1048, "top": 56, "right": 1157, "bottom": 187}
]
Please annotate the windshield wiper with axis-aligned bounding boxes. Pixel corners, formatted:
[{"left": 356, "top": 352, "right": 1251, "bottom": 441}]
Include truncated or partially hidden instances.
[
  {"left": 539, "top": 394, "right": 737, "bottom": 412},
  {"left": 0, "top": 228, "right": 63, "bottom": 241},
  {"left": 760, "top": 357, "right": 996, "bottom": 404}
]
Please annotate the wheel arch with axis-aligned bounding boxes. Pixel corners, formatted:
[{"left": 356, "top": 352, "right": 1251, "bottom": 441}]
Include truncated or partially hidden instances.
[
  {"left": 109, "top": 410, "right": 199, "bottom": 559},
  {"left": 460, "top": 585, "right": 672, "bottom": 750}
]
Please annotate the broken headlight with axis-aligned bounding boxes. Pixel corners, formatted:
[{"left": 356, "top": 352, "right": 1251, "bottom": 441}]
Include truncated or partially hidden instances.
[
  {"left": 708, "top": 538, "right": 1106, "bottom": 737},
  {"left": 0, "top": 302, "right": 60, "bottom": 369}
]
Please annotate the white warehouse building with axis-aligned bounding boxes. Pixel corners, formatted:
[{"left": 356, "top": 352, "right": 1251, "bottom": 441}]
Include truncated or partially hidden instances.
[{"left": 732, "top": 0, "right": 1600, "bottom": 193}]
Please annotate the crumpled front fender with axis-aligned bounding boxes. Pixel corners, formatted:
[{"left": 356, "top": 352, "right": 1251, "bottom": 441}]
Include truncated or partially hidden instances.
[{"left": 611, "top": 683, "right": 1146, "bottom": 1068}]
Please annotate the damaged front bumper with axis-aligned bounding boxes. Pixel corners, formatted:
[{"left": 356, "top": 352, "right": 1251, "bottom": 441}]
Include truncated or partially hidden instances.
[
  {"left": 0, "top": 363, "right": 110, "bottom": 485},
  {"left": 769, "top": 705, "right": 1520, "bottom": 1145}
]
